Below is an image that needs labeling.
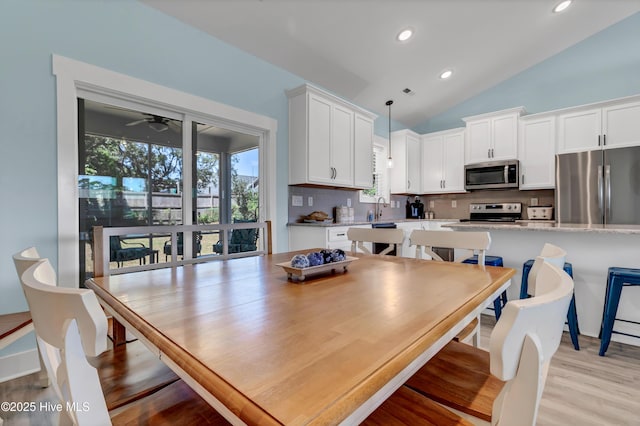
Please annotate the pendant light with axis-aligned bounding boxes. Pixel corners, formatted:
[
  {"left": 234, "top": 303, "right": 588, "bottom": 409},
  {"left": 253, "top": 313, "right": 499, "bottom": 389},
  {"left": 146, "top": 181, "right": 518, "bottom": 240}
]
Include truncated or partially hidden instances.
[{"left": 386, "top": 100, "right": 394, "bottom": 168}]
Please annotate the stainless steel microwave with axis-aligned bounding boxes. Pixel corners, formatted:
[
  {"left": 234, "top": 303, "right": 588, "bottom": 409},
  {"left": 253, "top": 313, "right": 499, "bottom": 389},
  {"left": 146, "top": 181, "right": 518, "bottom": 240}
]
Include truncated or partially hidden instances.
[{"left": 464, "top": 160, "right": 519, "bottom": 190}]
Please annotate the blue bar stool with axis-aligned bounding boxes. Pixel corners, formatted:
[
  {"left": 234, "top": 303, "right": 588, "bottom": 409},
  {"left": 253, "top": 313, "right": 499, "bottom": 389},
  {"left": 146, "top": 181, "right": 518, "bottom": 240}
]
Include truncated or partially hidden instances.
[
  {"left": 599, "top": 267, "right": 640, "bottom": 356},
  {"left": 462, "top": 255, "right": 508, "bottom": 320},
  {"left": 521, "top": 259, "right": 580, "bottom": 350}
]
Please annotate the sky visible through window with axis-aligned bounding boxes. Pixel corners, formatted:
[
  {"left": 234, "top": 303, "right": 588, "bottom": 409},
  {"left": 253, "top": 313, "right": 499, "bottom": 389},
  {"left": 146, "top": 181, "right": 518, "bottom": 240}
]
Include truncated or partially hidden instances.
[{"left": 235, "top": 149, "right": 259, "bottom": 177}]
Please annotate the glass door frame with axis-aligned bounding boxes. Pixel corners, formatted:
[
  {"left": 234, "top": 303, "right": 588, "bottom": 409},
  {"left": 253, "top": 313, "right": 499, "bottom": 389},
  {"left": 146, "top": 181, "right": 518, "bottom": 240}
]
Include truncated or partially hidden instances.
[{"left": 53, "top": 55, "right": 277, "bottom": 286}]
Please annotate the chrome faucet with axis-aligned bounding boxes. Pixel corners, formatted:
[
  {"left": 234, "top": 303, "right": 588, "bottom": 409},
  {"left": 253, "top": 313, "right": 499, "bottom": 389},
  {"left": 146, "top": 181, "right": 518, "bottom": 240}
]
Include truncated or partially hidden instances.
[{"left": 376, "top": 196, "right": 387, "bottom": 221}]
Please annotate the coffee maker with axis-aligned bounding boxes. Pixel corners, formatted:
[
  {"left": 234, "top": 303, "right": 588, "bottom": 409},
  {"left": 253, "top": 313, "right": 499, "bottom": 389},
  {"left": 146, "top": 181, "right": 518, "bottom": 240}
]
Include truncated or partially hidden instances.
[{"left": 406, "top": 196, "right": 425, "bottom": 219}]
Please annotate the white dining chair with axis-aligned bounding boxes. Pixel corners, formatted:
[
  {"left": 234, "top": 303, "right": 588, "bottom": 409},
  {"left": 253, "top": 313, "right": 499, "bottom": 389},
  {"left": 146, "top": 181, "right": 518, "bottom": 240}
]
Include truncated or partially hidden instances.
[
  {"left": 399, "top": 257, "right": 574, "bottom": 425},
  {"left": 10, "top": 247, "right": 52, "bottom": 389},
  {"left": 409, "top": 230, "right": 494, "bottom": 346},
  {"left": 521, "top": 243, "right": 580, "bottom": 351},
  {"left": 526, "top": 243, "right": 566, "bottom": 296},
  {"left": 347, "top": 227, "right": 405, "bottom": 256},
  {"left": 18, "top": 258, "right": 230, "bottom": 425},
  {"left": 410, "top": 229, "right": 491, "bottom": 263},
  {"left": 12, "top": 248, "right": 181, "bottom": 413}
]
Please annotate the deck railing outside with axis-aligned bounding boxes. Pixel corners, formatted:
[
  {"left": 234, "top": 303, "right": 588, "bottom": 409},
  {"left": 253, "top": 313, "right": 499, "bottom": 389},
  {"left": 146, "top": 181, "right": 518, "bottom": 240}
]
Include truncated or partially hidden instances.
[{"left": 92, "top": 221, "right": 271, "bottom": 277}]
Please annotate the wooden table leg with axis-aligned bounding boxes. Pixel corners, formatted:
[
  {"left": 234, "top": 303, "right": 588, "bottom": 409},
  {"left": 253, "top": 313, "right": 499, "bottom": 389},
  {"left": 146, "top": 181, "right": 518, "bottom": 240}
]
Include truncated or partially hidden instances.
[{"left": 111, "top": 318, "right": 127, "bottom": 347}]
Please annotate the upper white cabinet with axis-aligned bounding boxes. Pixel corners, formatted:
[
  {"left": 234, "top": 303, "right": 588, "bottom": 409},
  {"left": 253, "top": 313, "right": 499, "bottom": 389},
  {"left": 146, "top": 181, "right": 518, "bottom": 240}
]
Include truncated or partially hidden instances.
[
  {"left": 557, "top": 108, "right": 602, "bottom": 153},
  {"left": 421, "top": 128, "right": 466, "bottom": 194},
  {"left": 463, "top": 107, "right": 525, "bottom": 164},
  {"left": 557, "top": 99, "right": 640, "bottom": 153},
  {"left": 353, "top": 113, "right": 375, "bottom": 188},
  {"left": 389, "top": 130, "right": 422, "bottom": 194},
  {"left": 518, "top": 115, "right": 556, "bottom": 189},
  {"left": 287, "top": 84, "right": 377, "bottom": 188}
]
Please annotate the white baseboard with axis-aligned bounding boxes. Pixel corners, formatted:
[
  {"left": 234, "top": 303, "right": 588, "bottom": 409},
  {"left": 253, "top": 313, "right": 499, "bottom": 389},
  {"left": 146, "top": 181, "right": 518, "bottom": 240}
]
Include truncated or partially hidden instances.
[{"left": 0, "top": 348, "right": 40, "bottom": 383}]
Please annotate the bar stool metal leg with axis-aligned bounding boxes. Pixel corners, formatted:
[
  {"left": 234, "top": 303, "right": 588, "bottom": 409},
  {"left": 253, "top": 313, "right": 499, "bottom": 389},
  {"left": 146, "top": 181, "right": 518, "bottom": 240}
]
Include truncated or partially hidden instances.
[
  {"left": 599, "top": 267, "right": 640, "bottom": 356},
  {"left": 600, "top": 272, "right": 624, "bottom": 356}
]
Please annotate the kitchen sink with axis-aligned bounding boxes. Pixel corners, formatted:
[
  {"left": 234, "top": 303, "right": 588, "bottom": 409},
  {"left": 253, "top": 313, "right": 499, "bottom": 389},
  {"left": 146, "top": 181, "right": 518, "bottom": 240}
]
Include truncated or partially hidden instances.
[{"left": 371, "top": 222, "right": 397, "bottom": 229}]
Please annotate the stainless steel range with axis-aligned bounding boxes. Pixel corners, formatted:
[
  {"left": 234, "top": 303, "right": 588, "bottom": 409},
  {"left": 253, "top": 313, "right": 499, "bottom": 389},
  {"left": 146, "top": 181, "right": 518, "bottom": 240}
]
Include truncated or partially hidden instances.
[{"left": 463, "top": 202, "right": 522, "bottom": 222}]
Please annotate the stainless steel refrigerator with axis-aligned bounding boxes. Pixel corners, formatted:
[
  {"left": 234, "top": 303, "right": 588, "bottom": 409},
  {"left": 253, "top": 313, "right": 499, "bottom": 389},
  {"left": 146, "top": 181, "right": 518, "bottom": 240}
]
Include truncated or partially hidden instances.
[{"left": 556, "top": 146, "right": 640, "bottom": 225}]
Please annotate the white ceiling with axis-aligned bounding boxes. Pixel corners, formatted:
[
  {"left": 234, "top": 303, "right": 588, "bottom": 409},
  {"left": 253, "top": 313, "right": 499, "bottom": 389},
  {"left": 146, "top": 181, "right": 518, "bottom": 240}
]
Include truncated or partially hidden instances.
[{"left": 142, "top": 0, "right": 640, "bottom": 128}]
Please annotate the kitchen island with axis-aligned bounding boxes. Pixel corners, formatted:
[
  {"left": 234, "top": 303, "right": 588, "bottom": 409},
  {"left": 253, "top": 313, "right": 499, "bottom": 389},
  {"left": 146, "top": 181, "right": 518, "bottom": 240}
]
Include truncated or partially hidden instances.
[{"left": 446, "top": 222, "right": 640, "bottom": 347}]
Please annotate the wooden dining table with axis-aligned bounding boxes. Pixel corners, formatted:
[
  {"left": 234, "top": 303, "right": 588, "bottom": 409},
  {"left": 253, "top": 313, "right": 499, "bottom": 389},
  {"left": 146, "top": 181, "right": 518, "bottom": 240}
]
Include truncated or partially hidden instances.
[{"left": 85, "top": 250, "right": 514, "bottom": 425}]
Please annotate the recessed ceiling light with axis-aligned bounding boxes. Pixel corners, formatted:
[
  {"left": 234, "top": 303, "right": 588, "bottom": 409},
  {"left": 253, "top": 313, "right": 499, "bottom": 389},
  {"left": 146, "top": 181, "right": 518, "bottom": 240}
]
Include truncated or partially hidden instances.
[
  {"left": 553, "top": 0, "right": 572, "bottom": 13},
  {"left": 397, "top": 28, "right": 413, "bottom": 42},
  {"left": 440, "top": 69, "right": 453, "bottom": 80}
]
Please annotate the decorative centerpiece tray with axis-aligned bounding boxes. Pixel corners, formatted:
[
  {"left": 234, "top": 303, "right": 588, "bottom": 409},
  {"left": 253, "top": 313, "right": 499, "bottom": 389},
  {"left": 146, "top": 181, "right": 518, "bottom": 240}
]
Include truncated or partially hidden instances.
[{"left": 276, "top": 256, "right": 358, "bottom": 282}]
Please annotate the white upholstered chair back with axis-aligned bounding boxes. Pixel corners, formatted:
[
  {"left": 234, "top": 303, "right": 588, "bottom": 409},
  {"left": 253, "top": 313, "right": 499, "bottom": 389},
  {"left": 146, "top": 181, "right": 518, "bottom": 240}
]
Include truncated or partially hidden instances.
[
  {"left": 527, "top": 243, "right": 567, "bottom": 297},
  {"left": 409, "top": 230, "right": 491, "bottom": 264},
  {"left": 347, "top": 227, "right": 404, "bottom": 256},
  {"left": 13, "top": 247, "right": 55, "bottom": 284},
  {"left": 19, "top": 259, "right": 111, "bottom": 425},
  {"left": 489, "top": 257, "right": 573, "bottom": 425},
  {"left": 13, "top": 248, "right": 61, "bottom": 399}
]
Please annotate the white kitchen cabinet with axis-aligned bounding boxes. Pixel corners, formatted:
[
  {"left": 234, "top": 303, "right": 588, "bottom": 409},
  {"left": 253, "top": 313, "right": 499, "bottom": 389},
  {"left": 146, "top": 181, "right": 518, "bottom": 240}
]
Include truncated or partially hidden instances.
[
  {"left": 353, "top": 113, "right": 375, "bottom": 188},
  {"left": 557, "top": 99, "right": 640, "bottom": 153},
  {"left": 288, "top": 224, "right": 370, "bottom": 252},
  {"left": 421, "top": 128, "right": 465, "bottom": 194},
  {"left": 463, "top": 107, "right": 525, "bottom": 164},
  {"left": 603, "top": 101, "right": 640, "bottom": 149},
  {"left": 557, "top": 108, "right": 601, "bottom": 153},
  {"left": 287, "top": 84, "right": 377, "bottom": 188},
  {"left": 518, "top": 115, "right": 556, "bottom": 189},
  {"left": 389, "top": 130, "right": 421, "bottom": 194}
]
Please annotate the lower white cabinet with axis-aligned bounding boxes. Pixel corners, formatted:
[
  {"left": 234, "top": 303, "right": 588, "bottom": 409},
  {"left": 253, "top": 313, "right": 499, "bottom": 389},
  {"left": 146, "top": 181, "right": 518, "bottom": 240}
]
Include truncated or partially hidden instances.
[{"left": 288, "top": 225, "right": 370, "bottom": 253}]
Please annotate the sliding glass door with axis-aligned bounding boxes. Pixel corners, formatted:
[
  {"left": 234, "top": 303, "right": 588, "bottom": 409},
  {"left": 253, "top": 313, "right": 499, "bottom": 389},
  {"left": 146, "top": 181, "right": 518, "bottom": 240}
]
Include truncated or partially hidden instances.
[{"left": 77, "top": 99, "right": 262, "bottom": 284}]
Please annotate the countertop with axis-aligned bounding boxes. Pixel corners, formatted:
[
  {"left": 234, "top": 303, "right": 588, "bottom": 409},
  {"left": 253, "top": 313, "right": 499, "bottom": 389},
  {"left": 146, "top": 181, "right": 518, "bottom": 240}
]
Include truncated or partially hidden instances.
[
  {"left": 445, "top": 222, "right": 640, "bottom": 234},
  {"left": 287, "top": 218, "right": 460, "bottom": 227}
]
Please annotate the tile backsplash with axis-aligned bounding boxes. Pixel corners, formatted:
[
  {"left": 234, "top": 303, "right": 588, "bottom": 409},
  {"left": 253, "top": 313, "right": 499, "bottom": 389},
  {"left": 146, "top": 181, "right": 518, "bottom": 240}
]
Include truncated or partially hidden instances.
[{"left": 288, "top": 186, "right": 555, "bottom": 223}]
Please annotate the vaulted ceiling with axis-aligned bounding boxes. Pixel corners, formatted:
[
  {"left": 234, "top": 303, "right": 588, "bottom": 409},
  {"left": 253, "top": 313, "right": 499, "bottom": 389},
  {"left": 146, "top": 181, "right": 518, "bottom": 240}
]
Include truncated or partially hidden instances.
[{"left": 142, "top": 0, "right": 640, "bottom": 127}]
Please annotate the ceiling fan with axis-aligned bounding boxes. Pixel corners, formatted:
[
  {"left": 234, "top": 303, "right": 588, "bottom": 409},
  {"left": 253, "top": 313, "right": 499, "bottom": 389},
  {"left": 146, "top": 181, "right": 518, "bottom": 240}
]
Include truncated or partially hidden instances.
[{"left": 126, "top": 114, "right": 175, "bottom": 132}]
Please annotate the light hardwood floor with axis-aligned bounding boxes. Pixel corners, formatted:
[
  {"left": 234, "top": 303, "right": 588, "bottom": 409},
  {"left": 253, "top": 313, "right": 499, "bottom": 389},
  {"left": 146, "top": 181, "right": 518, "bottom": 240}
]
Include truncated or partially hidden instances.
[
  {"left": 479, "top": 315, "right": 640, "bottom": 426},
  {"left": 1, "top": 315, "right": 639, "bottom": 425}
]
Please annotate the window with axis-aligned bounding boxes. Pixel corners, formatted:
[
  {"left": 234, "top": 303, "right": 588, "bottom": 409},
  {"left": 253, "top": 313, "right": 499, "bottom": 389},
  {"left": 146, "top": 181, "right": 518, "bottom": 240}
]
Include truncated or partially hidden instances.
[{"left": 359, "top": 139, "right": 390, "bottom": 203}]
